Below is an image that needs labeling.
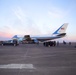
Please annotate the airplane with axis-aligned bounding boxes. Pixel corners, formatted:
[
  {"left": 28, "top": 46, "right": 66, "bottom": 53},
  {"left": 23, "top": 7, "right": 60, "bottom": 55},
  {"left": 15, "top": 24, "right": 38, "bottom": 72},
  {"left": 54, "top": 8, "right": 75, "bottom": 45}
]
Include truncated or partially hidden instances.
[{"left": 12, "top": 23, "right": 68, "bottom": 46}]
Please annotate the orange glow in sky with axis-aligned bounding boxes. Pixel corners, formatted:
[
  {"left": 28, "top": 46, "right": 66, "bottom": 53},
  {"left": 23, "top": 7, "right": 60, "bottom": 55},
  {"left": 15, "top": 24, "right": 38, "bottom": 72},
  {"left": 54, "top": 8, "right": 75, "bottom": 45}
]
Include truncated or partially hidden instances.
[{"left": 0, "top": 32, "right": 14, "bottom": 38}]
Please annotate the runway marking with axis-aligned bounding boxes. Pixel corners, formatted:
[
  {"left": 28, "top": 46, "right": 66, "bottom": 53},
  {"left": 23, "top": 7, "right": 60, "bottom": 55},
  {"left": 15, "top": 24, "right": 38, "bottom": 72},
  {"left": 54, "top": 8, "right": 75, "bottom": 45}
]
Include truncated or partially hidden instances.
[
  {"left": 27, "top": 54, "right": 56, "bottom": 58},
  {"left": 0, "top": 64, "right": 35, "bottom": 69}
]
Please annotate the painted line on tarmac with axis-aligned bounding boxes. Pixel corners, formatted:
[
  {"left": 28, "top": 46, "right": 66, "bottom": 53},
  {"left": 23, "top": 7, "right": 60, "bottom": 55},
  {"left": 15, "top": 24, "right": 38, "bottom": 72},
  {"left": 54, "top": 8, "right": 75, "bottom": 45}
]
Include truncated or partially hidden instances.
[
  {"left": 0, "top": 64, "right": 35, "bottom": 69},
  {"left": 27, "top": 54, "right": 56, "bottom": 58}
]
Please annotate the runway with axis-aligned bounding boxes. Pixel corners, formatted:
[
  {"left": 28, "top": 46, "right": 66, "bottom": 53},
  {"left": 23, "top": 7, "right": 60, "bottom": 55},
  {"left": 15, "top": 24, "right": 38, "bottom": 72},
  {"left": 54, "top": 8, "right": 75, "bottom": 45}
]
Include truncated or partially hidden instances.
[{"left": 0, "top": 43, "right": 76, "bottom": 75}]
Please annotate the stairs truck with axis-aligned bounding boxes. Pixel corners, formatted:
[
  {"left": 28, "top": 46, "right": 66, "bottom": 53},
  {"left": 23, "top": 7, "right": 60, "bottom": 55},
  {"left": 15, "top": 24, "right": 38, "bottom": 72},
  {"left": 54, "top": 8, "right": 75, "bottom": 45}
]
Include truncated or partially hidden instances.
[{"left": 22, "top": 35, "right": 35, "bottom": 44}]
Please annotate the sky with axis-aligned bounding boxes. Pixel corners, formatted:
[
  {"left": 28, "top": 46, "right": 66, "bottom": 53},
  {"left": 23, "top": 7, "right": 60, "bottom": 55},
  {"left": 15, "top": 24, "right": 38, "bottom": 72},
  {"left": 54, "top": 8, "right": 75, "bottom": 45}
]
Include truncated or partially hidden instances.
[{"left": 0, "top": 0, "right": 76, "bottom": 41}]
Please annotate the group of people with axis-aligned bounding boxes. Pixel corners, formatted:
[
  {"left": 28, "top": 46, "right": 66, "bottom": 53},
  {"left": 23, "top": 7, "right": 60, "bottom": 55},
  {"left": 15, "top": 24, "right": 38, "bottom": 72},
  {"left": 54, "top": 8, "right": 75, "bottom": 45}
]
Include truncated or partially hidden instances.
[
  {"left": 43, "top": 41, "right": 57, "bottom": 47},
  {"left": 43, "top": 40, "right": 73, "bottom": 47}
]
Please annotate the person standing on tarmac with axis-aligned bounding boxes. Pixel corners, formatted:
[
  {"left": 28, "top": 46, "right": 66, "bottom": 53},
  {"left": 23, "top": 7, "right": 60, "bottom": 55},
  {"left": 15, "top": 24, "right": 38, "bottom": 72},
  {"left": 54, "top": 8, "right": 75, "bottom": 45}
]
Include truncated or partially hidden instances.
[
  {"left": 57, "top": 41, "right": 59, "bottom": 46},
  {"left": 69, "top": 42, "right": 71, "bottom": 45},
  {"left": 13, "top": 39, "right": 18, "bottom": 46},
  {"left": 53, "top": 41, "right": 56, "bottom": 46}
]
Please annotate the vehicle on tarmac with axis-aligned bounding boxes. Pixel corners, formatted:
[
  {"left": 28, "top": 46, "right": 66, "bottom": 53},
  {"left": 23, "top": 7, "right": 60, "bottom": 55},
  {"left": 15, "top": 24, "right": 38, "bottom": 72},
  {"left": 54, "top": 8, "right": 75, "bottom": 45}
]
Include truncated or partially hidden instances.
[{"left": 1, "top": 40, "right": 19, "bottom": 46}]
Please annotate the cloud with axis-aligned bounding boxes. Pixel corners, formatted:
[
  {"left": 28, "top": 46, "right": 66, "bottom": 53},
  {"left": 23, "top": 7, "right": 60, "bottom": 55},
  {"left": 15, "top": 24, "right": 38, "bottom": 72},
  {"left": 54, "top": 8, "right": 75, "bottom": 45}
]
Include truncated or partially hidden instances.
[
  {"left": 48, "top": 7, "right": 68, "bottom": 18},
  {"left": 13, "top": 6, "right": 26, "bottom": 23},
  {"left": 12, "top": 6, "right": 41, "bottom": 35},
  {"left": 20, "top": 18, "right": 41, "bottom": 35},
  {"left": 0, "top": 31, "right": 13, "bottom": 38},
  {"left": 0, "top": 25, "right": 16, "bottom": 38}
]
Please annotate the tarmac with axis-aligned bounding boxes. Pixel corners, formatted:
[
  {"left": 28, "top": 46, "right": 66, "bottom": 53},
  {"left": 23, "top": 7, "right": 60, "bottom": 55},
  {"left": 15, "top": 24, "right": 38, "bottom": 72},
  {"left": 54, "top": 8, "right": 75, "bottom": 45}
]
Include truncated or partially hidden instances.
[{"left": 0, "top": 43, "right": 76, "bottom": 75}]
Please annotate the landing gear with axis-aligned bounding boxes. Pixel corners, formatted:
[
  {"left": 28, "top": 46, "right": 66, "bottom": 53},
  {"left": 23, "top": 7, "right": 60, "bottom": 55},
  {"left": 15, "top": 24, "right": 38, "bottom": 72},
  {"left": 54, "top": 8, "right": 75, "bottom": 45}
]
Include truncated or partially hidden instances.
[{"left": 43, "top": 41, "right": 56, "bottom": 47}]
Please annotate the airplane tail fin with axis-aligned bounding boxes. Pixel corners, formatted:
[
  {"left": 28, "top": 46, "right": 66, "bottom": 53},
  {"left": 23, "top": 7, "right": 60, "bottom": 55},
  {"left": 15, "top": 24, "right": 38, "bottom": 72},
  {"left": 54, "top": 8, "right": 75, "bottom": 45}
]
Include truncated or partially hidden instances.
[{"left": 53, "top": 23, "right": 68, "bottom": 35}]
